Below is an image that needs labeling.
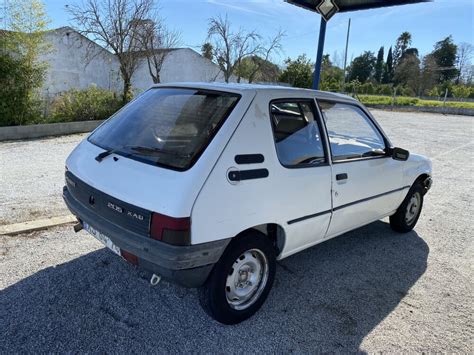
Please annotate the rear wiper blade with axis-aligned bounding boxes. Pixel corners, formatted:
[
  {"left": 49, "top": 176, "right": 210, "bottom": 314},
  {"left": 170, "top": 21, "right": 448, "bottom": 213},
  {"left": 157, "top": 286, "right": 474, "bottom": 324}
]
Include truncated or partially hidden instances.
[
  {"left": 95, "top": 147, "right": 132, "bottom": 162},
  {"left": 128, "top": 145, "right": 191, "bottom": 158},
  {"left": 95, "top": 148, "right": 118, "bottom": 162}
]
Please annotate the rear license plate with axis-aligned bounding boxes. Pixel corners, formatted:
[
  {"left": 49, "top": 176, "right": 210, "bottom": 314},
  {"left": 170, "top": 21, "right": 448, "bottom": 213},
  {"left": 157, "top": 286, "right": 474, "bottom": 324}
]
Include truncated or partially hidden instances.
[{"left": 83, "top": 222, "right": 121, "bottom": 256}]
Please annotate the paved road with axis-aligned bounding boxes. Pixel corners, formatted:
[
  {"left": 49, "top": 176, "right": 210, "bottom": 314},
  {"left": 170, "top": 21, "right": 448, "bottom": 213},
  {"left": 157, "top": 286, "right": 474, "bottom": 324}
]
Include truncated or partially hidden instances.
[{"left": 1, "top": 110, "right": 473, "bottom": 352}]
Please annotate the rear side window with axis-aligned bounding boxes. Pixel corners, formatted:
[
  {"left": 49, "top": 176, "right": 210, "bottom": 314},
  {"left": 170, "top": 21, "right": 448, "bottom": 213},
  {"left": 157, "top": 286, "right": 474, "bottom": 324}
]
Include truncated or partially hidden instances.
[
  {"left": 270, "top": 100, "right": 326, "bottom": 167},
  {"left": 318, "top": 101, "right": 386, "bottom": 161},
  {"left": 89, "top": 88, "right": 240, "bottom": 170}
]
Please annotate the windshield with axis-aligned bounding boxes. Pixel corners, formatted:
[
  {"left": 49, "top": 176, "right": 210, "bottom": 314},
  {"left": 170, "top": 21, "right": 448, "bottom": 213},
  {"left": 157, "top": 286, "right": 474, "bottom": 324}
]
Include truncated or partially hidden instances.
[{"left": 88, "top": 88, "right": 240, "bottom": 170}]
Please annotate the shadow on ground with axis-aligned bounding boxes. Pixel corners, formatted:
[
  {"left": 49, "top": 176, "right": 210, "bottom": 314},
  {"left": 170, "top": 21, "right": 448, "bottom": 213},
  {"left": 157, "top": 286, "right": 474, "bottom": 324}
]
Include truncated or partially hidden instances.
[{"left": 1, "top": 221, "right": 428, "bottom": 352}]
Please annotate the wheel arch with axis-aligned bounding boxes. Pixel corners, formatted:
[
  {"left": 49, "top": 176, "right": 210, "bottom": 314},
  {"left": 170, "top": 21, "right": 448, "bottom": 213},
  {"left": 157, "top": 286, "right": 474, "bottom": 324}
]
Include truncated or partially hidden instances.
[{"left": 233, "top": 223, "right": 287, "bottom": 258}]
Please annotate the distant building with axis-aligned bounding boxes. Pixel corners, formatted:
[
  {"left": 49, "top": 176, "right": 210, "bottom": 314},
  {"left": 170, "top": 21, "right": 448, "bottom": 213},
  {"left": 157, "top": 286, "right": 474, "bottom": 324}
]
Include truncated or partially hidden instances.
[{"left": 39, "top": 27, "right": 231, "bottom": 96}]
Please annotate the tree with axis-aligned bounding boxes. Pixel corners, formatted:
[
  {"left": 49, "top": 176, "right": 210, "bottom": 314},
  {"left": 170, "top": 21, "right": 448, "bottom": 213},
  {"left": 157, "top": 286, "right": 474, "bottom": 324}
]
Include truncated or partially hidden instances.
[
  {"left": 393, "top": 31, "right": 412, "bottom": 67},
  {"left": 456, "top": 42, "right": 473, "bottom": 84},
  {"left": 1, "top": 0, "right": 50, "bottom": 125},
  {"left": 206, "top": 15, "right": 262, "bottom": 83},
  {"left": 431, "top": 36, "right": 458, "bottom": 83},
  {"left": 382, "top": 46, "right": 394, "bottom": 84},
  {"left": 278, "top": 54, "right": 313, "bottom": 88},
  {"left": 320, "top": 54, "right": 344, "bottom": 92},
  {"left": 235, "top": 55, "right": 280, "bottom": 83},
  {"left": 136, "top": 19, "right": 181, "bottom": 84},
  {"left": 201, "top": 42, "right": 213, "bottom": 61},
  {"left": 236, "top": 30, "right": 284, "bottom": 83},
  {"left": 419, "top": 54, "right": 440, "bottom": 95},
  {"left": 394, "top": 53, "right": 421, "bottom": 94},
  {"left": 68, "top": 0, "right": 157, "bottom": 103},
  {"left": 348, "top": 51, "right": 376, "bottom": 83},
  {"left": 374, "top": 46, "right": 384, "bottom": 83}
]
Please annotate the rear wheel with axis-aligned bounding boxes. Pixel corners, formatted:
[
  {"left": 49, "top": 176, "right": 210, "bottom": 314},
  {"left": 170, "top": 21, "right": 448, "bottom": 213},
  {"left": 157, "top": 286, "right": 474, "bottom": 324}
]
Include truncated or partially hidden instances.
[
  {"left": 390, "top": 182, "right": 424, "bottom": 233},
  {"left": 198, "top": 231, "right": 276, "bottom": 324}
]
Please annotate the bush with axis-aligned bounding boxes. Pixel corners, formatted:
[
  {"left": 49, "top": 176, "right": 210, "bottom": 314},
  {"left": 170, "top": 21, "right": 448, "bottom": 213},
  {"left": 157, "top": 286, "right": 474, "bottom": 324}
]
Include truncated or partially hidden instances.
[
  {"left": 0, "top": 51, "right": 45, "bottom": 126},
  {"left": 398, "top": 86, "right": 416, "bottom": 97},
  {"left": 395, "top": 97, "right": 419, "bottom": 106},
  {"left": 49, "top": 86, "right": 123, "bottom": 123},
  {"left": 376, "top": 84, "right": 393, "bottom": 96},
  {"left": 451, "top": 85, "right": 471, "bottom": 99}
]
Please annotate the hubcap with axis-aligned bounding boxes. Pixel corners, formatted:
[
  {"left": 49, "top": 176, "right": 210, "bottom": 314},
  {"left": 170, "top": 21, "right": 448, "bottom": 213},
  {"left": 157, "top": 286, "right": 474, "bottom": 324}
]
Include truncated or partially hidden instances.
[
  {"left": 405, "top": 192, "right": 421, "bottom": 225},
  {"left": 225, "top": 249, "right": 269, "bottom": 310}
]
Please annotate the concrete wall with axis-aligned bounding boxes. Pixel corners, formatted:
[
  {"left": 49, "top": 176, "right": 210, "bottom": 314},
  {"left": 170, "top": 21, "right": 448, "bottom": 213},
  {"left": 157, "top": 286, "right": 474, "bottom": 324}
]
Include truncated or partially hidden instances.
[
  {"left": 40, "top": 28, "right": 121, "bottom": 96},
  {"left": 39, "top": 27, "right": 233, "bottom": 97},
  {"left": 0, "top": 120, "right": 105, "bottom": 141},
  {"left": 131, "top": 48, "right": 229, "bottom": 93}
]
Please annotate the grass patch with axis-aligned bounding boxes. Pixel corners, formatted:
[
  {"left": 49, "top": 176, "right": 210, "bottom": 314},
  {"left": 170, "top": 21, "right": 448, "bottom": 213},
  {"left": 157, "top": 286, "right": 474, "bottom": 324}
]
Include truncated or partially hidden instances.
[{"left": 358, "top": 95, "right": 474, "bottom": 109}]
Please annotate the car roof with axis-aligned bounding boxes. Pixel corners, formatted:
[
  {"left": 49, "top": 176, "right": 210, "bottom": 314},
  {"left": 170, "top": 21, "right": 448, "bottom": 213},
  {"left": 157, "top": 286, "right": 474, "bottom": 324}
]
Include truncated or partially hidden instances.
[{"left": 151, "top": 82, "right": 358, "bottom": 103}]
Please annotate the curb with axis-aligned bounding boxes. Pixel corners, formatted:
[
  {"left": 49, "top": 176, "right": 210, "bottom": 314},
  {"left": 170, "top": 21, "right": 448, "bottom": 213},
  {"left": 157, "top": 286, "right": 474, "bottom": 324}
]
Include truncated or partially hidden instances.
[
  {"left": 0, "top": 120, "right": 104, "bottom": 141},
  {"left": 0, "top": 215, "right": 77, "bottom": 236}
]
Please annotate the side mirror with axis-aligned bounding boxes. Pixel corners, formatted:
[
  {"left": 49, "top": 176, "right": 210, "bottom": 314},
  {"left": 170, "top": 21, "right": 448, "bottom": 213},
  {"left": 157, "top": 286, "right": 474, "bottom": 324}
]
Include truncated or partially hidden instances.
[{"left": 391, "top": 147, "right": 410, "bottom": 161}]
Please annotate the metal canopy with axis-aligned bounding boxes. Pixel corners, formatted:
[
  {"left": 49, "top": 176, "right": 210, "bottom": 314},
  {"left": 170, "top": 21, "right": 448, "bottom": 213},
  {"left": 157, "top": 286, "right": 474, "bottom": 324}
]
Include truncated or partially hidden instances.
[
  {"left": 285, "top": 0, "right": 432, "bottom": 90},
  {"left": 286, "top": 0, "right": 431, "bottom": 13}
]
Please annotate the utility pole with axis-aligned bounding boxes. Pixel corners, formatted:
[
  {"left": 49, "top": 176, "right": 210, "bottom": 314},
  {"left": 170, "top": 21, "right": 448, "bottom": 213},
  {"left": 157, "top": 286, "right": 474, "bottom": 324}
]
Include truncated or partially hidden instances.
[{"left": 342, "top": 18, "right": 351, "bottom": 85}]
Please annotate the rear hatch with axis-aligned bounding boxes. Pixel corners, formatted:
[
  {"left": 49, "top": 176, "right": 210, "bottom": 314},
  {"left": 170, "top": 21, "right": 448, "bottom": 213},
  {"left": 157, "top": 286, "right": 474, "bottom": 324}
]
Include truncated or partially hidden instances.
[{"left": 65, "top": 86, "right": 254, "bottom": 238}]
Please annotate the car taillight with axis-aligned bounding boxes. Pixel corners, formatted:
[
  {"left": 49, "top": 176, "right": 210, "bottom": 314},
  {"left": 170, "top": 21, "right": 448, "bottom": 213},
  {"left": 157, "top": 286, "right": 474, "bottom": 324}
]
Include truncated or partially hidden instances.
[{"left": 150, "top": 212, "right": 191, "bottom": 246}]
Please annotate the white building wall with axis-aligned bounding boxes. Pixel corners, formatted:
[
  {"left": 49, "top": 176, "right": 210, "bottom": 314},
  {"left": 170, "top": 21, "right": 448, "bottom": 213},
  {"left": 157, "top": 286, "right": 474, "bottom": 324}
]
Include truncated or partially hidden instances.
[
  {"left": 39, "top": 28, "right": 239, "bottom": 97},
  {"left": 39, "top": 27, "right": 122, "bottom": 96},
  {"left": 131, "top": 48, "right": 230, "bottom": 93}
]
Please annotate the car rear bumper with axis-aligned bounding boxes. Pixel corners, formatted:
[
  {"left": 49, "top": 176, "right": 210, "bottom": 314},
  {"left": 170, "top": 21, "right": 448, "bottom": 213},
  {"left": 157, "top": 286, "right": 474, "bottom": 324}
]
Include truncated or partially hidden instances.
[{"left": 63, "top": 186, "right": 230, "bottom": 287}]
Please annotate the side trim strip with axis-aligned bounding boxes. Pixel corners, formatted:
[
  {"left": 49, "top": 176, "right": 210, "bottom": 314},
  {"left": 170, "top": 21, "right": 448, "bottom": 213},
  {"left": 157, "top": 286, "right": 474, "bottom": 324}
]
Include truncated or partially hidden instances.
[
  {"left": 288, "top": 210, "right": 331, "bottom": 225},
  {"left": 287, "top": 185, "right": 410, "bottom": 225},
  {"left": 235, "top": 154, "right": 264, "bottom": 164},
  {"left": 333, "top": 185, "right": 410, "bottom": 212}
]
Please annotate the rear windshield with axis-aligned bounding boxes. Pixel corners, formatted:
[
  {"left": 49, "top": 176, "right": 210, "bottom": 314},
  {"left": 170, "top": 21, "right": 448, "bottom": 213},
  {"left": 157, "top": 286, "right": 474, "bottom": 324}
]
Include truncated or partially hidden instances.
[{"left": 88, "top": 88, "right": 240, "bottom": 170}]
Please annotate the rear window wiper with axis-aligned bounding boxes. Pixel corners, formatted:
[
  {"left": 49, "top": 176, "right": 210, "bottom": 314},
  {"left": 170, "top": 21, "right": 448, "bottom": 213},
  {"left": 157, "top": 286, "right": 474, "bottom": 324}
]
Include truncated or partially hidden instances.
[{"left": 95, "top": 148, "right": 127, "bottom": 162}]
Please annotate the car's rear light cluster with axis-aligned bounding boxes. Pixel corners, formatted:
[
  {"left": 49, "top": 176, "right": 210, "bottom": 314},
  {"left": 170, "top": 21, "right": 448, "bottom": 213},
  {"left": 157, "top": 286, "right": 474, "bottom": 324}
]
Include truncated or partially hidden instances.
[{"left": 150, "top": 212, "right": 191, "bottom": 246}]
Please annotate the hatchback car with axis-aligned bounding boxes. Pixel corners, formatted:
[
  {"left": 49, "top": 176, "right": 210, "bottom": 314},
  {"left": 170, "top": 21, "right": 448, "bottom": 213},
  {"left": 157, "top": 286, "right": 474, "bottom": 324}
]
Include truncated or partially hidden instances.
[{"left": 63, "top": 83, "right": 432, "bottom": 324}]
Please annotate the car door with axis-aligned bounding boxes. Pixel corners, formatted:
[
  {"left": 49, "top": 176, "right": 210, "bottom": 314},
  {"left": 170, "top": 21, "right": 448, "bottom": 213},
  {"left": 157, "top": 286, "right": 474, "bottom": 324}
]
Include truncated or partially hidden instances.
[
  {"left": 317, "top": 100, "right": 405, "bottom": 238},
  {"left": 268, "top": 99, "right": 333, "bottom": 257}
]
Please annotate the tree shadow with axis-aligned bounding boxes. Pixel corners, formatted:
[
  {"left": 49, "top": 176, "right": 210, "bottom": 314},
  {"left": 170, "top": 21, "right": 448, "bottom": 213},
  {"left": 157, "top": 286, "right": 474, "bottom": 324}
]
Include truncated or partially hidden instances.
[{"left": 1, "top": 220, "right": 428, "bottom": 353}]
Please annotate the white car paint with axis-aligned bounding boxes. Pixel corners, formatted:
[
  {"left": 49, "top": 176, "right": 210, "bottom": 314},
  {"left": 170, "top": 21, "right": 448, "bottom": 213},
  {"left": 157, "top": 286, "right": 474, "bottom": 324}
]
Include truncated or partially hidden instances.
[{"left": 66, "top": 82, "right": 432, "bottom": 260}]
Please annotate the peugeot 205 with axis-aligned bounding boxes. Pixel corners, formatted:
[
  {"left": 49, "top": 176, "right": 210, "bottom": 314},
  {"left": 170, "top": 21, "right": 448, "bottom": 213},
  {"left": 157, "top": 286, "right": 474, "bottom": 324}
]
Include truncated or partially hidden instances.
[{"left": 63, "top": 83, "right": 432, "bottom": 324}]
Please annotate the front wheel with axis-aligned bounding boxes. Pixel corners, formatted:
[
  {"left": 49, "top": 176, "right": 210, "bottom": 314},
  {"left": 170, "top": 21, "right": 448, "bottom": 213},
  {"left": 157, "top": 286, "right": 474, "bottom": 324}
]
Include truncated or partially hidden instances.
[
  {"left": 198, "top": 231, "right": 276, "bottom": 324},
  {"left": 390, "top": 182, "right": 424, "bottom": 233}
]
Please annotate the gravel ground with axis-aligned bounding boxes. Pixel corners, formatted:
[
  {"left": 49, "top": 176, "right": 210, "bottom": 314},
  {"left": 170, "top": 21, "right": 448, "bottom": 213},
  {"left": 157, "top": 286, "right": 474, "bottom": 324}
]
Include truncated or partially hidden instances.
[
  {"left": 0, "top": 110, "right": 473, "bottom": 352},
  {"left": 0, "top": 133, "right": 87, "bottom": 225}
]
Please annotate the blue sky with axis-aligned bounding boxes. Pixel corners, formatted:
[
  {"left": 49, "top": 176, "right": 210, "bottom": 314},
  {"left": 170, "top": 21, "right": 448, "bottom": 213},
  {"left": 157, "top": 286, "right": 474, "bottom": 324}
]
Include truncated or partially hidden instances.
[{"left": 43, "top": 0, "right": 473, "bottom": 65}]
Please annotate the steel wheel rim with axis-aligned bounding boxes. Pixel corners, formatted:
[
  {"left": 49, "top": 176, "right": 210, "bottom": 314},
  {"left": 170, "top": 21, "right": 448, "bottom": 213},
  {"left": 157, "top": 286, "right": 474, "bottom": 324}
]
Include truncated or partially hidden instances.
[
  {"left": 405, "top": 192, "right": 421, "bottom": 225},
  {"left": 225, "top": 248, "right": 269, "bottom": 311}
]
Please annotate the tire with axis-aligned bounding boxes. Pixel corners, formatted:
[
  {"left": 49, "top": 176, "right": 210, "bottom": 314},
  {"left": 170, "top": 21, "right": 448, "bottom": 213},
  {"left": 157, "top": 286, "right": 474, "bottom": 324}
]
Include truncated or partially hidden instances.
[
  {"left": 198, "top": 231, "right": 276, "bottom": 324},
  {"left": 390, "top": 182, "right": 424, "bottom": 233}
]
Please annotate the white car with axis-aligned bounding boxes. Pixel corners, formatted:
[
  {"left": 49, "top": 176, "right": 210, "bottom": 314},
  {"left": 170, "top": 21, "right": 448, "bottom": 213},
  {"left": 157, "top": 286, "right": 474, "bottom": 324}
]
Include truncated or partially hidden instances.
[{"left": 63, "top": 83, "right": 432, "bottom": 324}]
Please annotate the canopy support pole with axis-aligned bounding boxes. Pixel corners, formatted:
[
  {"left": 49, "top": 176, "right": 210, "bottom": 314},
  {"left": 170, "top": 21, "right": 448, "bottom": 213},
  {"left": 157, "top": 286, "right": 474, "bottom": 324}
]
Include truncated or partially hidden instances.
[{"left": 312, "top": 16, "right": 327, "bottom": 90}]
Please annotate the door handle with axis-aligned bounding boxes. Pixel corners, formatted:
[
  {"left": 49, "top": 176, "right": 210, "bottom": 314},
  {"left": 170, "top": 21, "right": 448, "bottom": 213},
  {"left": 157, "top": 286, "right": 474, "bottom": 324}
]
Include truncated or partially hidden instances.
[{"left": 336, "top": 173, "right": 348, "bottom": 181}]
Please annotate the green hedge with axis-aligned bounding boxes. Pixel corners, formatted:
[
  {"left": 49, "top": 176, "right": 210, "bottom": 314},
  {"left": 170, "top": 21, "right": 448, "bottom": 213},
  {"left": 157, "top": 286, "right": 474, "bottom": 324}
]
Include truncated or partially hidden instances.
[
  {"left": 358, "top": 95, "right": 474, "bottom": 109},
  {"left": 47, "top": 86, "right": 124, "bottom": 123}
]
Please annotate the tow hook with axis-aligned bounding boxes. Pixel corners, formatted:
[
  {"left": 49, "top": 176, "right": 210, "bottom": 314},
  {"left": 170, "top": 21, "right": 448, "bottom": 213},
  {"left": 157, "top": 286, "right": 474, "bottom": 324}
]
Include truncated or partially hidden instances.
[
  {"left": 73, "top": 222, "right": 83, "bottom": 233},
  {"left": 150, "top": 274, "right": 161, "bottom": 286}
]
